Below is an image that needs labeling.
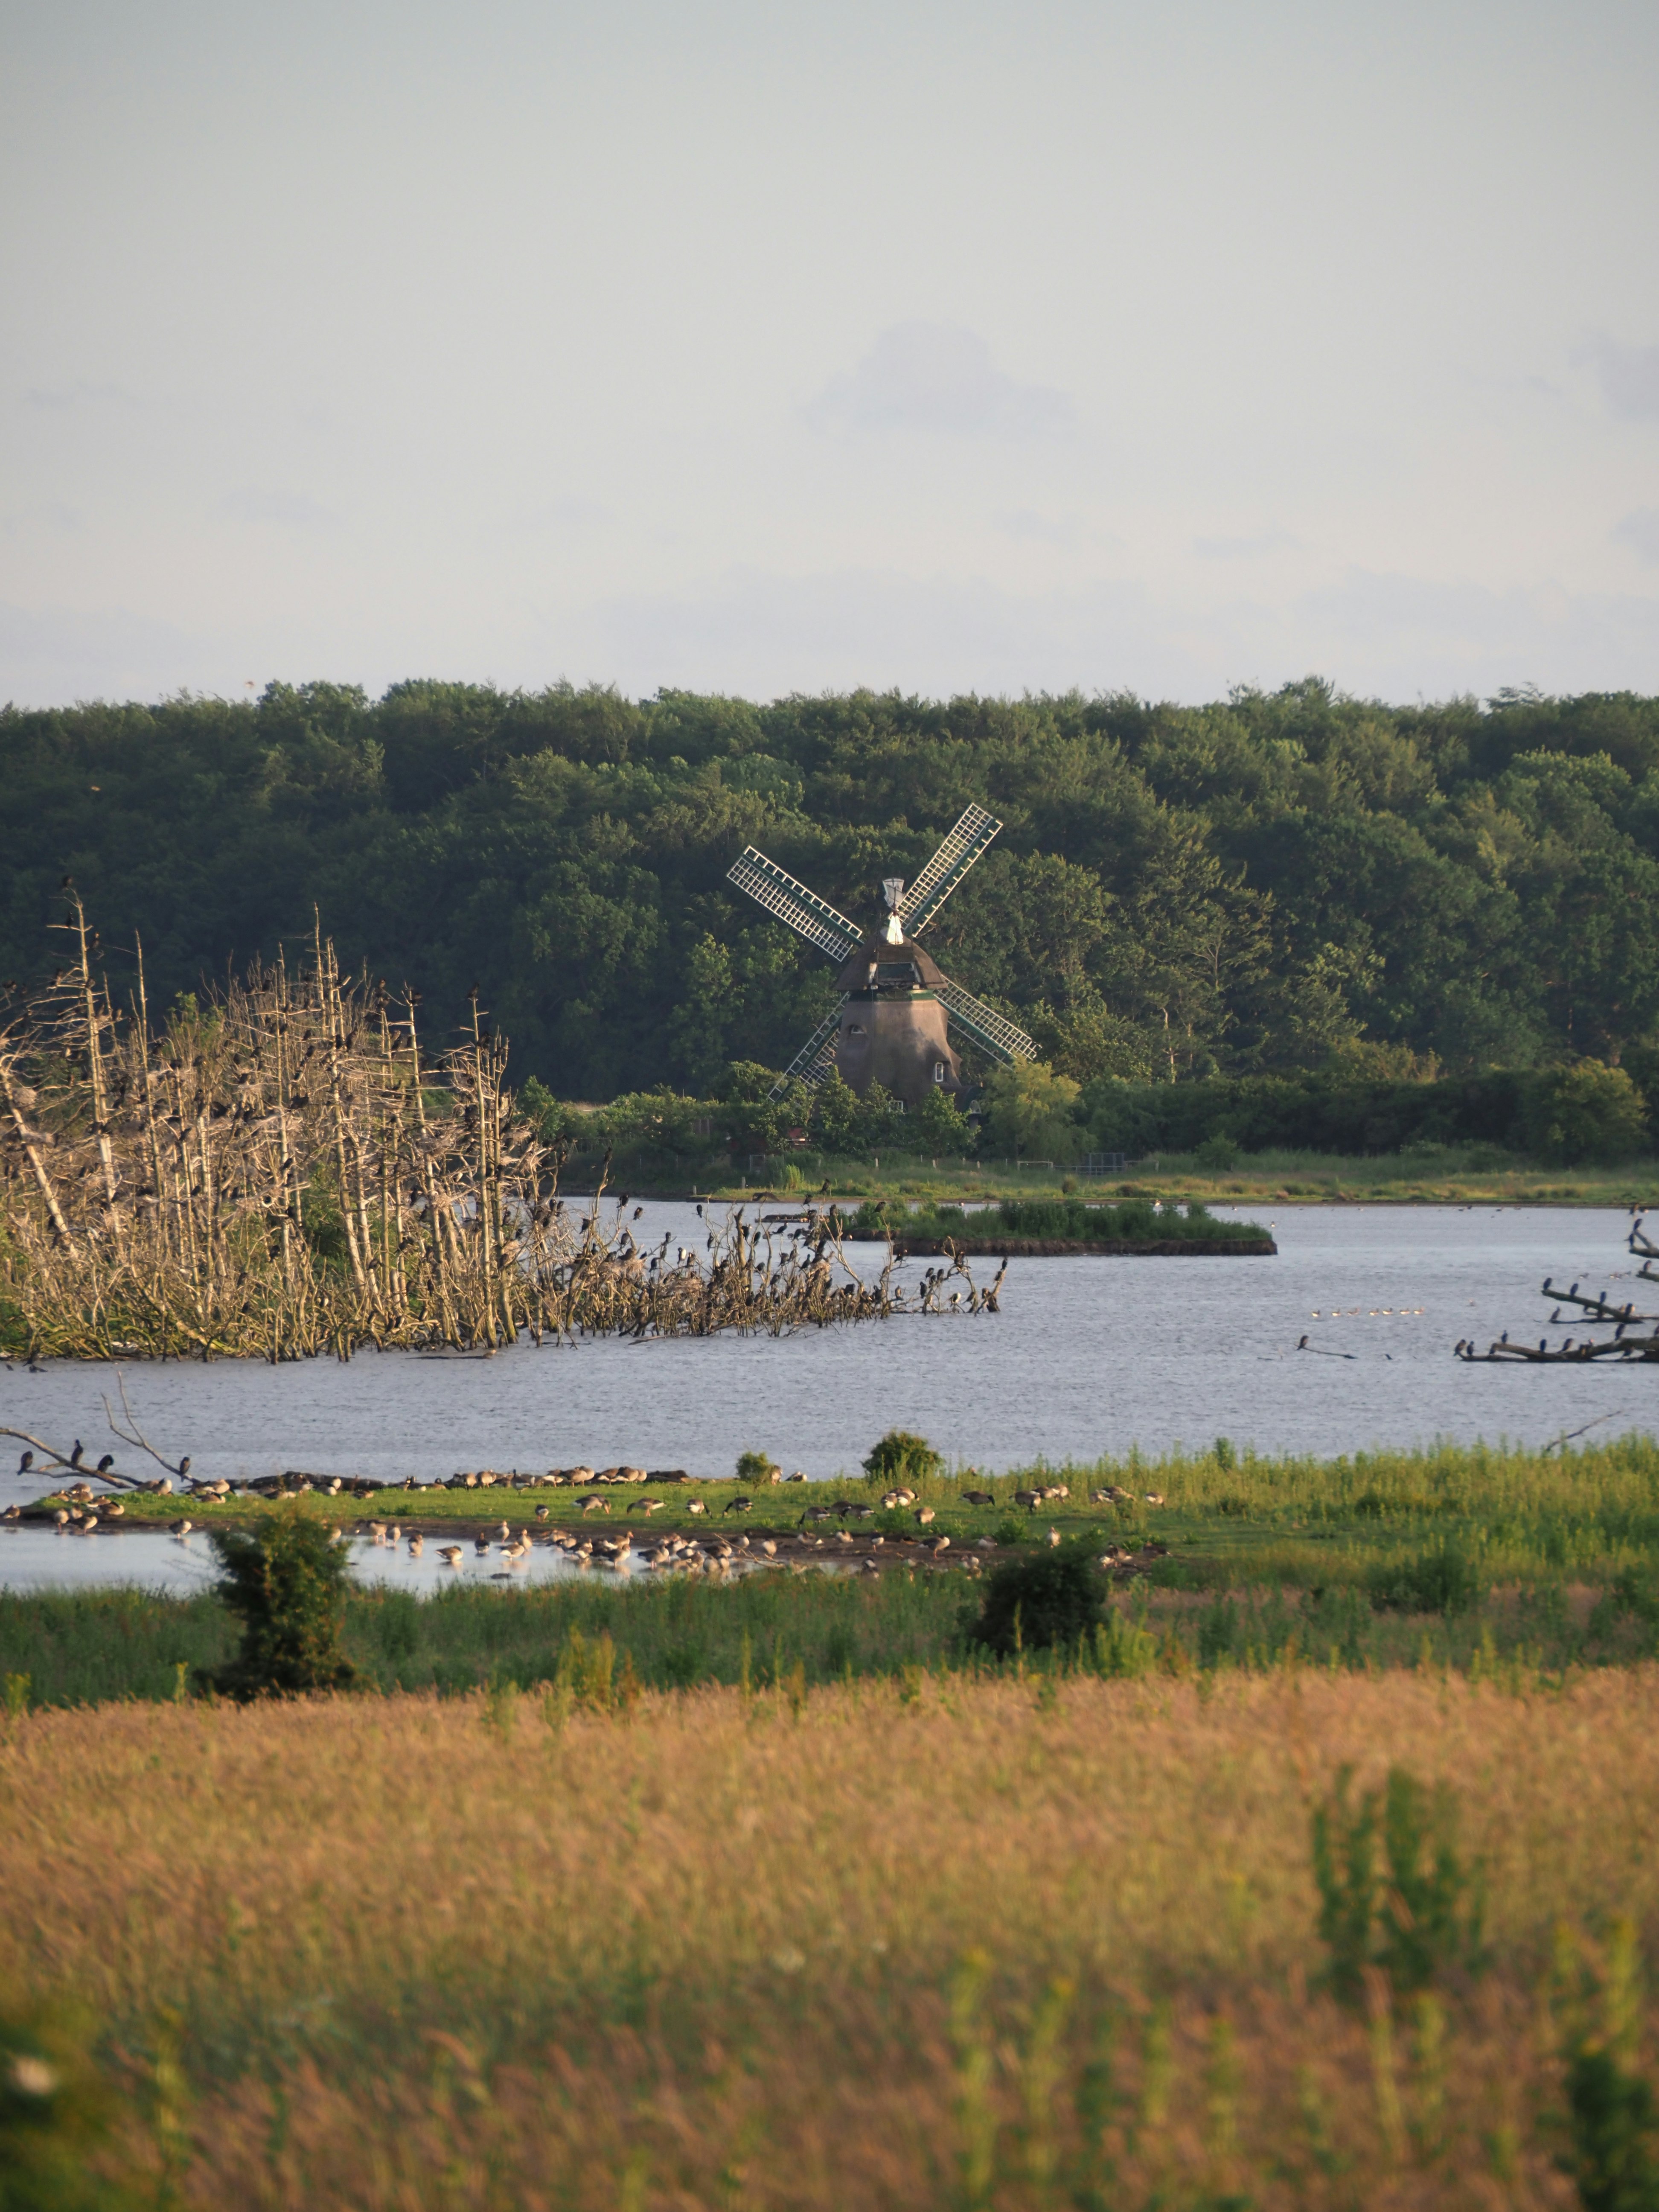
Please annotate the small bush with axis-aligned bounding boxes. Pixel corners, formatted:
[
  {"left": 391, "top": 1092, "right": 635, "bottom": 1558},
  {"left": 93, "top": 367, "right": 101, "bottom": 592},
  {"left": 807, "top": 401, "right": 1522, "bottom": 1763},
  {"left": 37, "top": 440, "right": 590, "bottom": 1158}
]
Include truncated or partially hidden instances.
[
  {"left": 972, "top": 1544, "right": 1105, "bottom": 1656},
  {"left": 862, "top": 1430, "right": 944, "bottom": 1487},
  {"left": 735, "top": 1449, "right": 776, "bottom": 1484},
  {"left": 1091, "top": 1610, "right": 1157, "bottom": 1679},
  {"left": 209, "top": 1505, "right": 358, "bottom": 1700},
  {"left": 1195, "top": 1132, "right": 1240, "bottom": 1170},
  {"left": 1366, "top": 1541, "right": 1486, "bottom": 1616},
  {"left": 1311, "top": 1764, "right": 1486, "bottom": 2004}
]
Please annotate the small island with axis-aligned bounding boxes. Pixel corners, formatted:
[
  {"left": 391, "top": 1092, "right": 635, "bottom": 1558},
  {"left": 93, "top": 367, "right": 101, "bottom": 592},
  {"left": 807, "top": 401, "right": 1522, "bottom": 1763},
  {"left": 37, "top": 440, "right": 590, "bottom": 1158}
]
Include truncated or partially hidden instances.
[{"left": 847, "top": 1194, "right": 1277, "bottom": 1256}]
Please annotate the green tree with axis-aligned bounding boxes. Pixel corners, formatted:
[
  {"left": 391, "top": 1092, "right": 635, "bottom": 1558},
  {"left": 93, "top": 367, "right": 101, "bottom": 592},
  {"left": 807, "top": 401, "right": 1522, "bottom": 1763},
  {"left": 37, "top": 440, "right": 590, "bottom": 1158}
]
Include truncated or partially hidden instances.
[
  {"left": 979, "top": 1061, "right": 1083, "bottom": 1162},
  {"left": 809, "top": 1069, "right": 862, "bottom": 1154},
  {"left": 209, "top": 1505, "right": 358, "bottom": 1700},
  {"left": 913, "top": 1083, "right": 972, "bottom": 1154},
  {"left": 1521, "top": 1061, "right": 1649, "bottom": 1165}
]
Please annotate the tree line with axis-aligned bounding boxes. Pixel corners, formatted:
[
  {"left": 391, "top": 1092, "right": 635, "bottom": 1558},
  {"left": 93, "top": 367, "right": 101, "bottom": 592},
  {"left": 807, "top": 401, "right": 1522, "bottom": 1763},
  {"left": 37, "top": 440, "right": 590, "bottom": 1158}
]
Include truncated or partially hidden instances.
[{"left": 6, "top": 674, "right": 1659, "bottom": 1142}]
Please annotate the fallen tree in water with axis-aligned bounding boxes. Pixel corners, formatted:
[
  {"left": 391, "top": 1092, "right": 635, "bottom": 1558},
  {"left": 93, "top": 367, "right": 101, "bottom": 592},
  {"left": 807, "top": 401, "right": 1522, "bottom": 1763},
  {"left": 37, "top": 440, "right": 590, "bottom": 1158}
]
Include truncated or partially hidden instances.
[
  {"left": 0, "top": 896, "right": 993, "bottom": 1359},
  {"left": 1457, "top": 1211, "right": 1659, "bottom": 1362}
]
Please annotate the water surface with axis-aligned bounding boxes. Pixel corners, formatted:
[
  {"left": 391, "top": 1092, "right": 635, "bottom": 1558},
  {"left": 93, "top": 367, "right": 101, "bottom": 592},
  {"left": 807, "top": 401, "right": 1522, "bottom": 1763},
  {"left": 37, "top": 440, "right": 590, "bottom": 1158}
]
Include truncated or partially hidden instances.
[{"left": 2, "top": 1207, "right": 1650, "bottom": 1549}]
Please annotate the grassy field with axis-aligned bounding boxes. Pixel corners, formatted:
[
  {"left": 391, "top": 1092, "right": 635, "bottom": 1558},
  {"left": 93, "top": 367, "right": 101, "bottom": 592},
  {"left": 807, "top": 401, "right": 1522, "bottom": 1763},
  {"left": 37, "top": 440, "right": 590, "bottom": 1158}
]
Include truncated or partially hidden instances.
[
  {"left": 12, "top": 1438, "right": 1659, "bottom": 2205},
  {"left": 6, "top": 1665, "right": 1659, "bottom": 2207},
  {"left": 667, "top": 1144, "right": 1659, "bottom": 1209}
]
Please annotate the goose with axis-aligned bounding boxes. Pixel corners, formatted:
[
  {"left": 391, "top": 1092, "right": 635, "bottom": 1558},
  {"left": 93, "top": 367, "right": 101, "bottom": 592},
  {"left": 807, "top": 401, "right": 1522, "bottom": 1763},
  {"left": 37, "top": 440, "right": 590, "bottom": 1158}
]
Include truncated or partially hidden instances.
[
  {"left": 961, "top": 1489, "right": 994, "bottom": 1507},
  {"left": 437, "top": 1544, "right": 463, "bottom": 1567},
  {"left": 929, "top": 1536, "right": 951, "bottom": 1556},
  {"left": 760, "top": 1538, "right": 777, "bottom": 1557},
  {"left": 408, "top": 1535, "right": 424, "bottom": 1557},
  {"left": 1045, "top": 1526, "right": 1062, "bottom": 1547},
  {"left": 473, "top": 1533, "right": 492, "bottom": 1555},
  {"left": 914, "top": 1507, "right": 935, "bottom": 1527},
  {"left": 368, "top": 1520, "right": 388, "bottom": 1544},
  {"left": 170, "top": 1518, "right": 193, "bottom": 1539},
  {"left": 687, "top": 1499, "right": 707, "bottom": 1516},
  {"left": 535, "top": 1504, "right": 550, "bottom": 1520},
  {"left": 102, "top": 1501, "right": 123, "bottom": 1519}
]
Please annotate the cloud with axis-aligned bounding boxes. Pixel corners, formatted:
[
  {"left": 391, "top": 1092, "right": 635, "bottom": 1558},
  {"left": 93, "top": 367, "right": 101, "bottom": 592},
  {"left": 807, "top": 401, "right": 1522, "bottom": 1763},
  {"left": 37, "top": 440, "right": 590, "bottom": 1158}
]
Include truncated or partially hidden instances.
[
  {"left": 571, "top": 560, "right": 1659, "bottom": 707},
  {"left": 215, "top": 488, "right": 338, "bottom": 530},
  {"left": 0, "top": 501, "right": 84, "bottom": 538},
  {"left": 1293, "top": 566, "right": 1659, "bottom": 697},
  {"left": 515, "top": 495, "right": 612, "bottom": 530},
  {"left": 802, "top": 323, "right": 1076, "bottom": 440},
  {"left": 1192, "top": 529, "right": 1295, "bottom": 561},
  {"left": 1589, "top": 338, "right": 1659, "bottom": 422},
  {"left": 1614, "top": 509, "right": 1659, "bottom": 566},
  {"left": 22, "top": 380, "right": 138, "bottom": 410},
  {"left": 994, "top": 508, "right": 1077, "bottom": 546},
  {"left": 0, "top": 598, "right": 202, "bottom": 706}
]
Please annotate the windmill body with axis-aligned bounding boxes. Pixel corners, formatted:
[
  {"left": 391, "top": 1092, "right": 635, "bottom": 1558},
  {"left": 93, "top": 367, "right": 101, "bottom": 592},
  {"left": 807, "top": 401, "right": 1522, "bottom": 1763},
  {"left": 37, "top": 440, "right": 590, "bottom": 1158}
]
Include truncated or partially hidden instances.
[
  {"left": 725, "top": 806, "right": 1038, "bottom": 1107},
  {"left": 832, "top": 926, "right": 963, "bottom": 1104}
]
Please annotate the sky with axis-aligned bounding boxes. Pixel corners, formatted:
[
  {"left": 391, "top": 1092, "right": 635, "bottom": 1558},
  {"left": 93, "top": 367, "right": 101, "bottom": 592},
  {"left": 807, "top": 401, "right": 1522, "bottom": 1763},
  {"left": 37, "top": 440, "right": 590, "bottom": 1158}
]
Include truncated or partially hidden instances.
[{"left": 3, "top": 0, "right": 1658, "bottom": 710}]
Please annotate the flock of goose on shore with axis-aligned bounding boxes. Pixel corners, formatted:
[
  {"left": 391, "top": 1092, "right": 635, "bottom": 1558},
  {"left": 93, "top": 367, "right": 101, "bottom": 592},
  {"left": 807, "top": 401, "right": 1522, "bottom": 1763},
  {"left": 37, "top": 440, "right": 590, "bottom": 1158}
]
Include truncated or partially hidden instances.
[{"left": 355, "top": 1514, "right": 988, "bottom": 1577}]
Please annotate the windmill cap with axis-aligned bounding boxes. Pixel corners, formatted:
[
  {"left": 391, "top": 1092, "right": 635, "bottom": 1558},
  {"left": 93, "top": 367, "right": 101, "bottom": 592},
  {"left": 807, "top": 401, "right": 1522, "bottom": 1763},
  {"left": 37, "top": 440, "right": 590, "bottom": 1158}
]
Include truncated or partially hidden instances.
[{"left": 836, "top": 931, "right": 946, "bottom": 989}]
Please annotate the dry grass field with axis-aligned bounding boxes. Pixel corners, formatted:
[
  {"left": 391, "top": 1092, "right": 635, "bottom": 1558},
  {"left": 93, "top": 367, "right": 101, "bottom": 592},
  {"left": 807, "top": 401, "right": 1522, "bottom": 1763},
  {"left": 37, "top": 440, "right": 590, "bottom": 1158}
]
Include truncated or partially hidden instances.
[{"left": 6, "top": 1663, "right": 1659, "bottom": 2208}]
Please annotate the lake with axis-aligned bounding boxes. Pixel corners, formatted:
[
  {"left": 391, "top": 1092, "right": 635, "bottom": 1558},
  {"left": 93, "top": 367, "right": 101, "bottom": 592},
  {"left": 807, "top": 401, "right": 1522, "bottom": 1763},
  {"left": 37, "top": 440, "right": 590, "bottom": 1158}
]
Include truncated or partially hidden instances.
[{"left": 1, "top": 1202, "right": 1651, "bottom": 1591}]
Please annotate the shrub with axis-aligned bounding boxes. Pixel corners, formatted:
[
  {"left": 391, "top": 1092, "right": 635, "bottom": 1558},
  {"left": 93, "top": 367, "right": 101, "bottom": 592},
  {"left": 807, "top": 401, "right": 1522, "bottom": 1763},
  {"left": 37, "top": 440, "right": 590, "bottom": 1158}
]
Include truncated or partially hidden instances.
[
  {"left": 1521, "top": 1061, "right": 1649, "bottom": 1166},
  {"left": 1366, "top": 1541, "right": 1486, "bottom": 1616},
  {"left": 209, "top": 1505, "right": 358, "bottom": 1700},
  {"left": 735, "top": 1449, "right": 776, "bottom": 1484},
  {"left": 861, "top": 1430, "right": 943, "bottom": 1487},
  {"left": 1195, "top": 1132, "right": 1240, "bottom": 1170},
  {"left": 1091, "top": 1609, "right": 1157, "bottom": 1678},
  {"left": 1311, "top": 1764, "right": 1486, "bottom": 2004},
  {"left": 972, "top": 1544, "right": 1105, "bottom": 1656}
]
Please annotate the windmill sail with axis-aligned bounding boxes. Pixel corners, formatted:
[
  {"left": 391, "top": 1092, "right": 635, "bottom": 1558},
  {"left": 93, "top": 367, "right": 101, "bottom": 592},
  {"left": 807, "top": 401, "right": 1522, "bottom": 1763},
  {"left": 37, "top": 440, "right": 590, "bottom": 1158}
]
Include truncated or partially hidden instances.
[
  {"left": 767, "top": 1003, "right": 846, "bottom": 1098},
  {"left": 727, "top": 847, "right": 864, "bottom": 963},
  {"left": 899, "top": 805, "right": 1002, "bottom": 935},
  {"left": 937, "top": 975, "right": 1039, "bottom": 1065}
]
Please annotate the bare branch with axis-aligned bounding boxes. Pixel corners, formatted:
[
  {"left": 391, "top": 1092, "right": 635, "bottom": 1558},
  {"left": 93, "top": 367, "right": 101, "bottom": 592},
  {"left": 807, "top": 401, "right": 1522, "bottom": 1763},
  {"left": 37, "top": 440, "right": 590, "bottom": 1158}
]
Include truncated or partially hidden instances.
[{"left": 100, "top": 1369, "right": 190, "bottom": 1479}]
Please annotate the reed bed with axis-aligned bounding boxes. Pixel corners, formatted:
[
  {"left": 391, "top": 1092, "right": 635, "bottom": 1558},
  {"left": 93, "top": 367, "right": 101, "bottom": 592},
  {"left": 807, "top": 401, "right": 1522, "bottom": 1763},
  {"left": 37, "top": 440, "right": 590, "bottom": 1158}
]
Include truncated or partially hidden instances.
[
  {"left": 4, "top": 1668, "right": 1659, "bottom": 2206},
  {"left": 0, "top": 901, "right": 982, "bottom": 1360}
]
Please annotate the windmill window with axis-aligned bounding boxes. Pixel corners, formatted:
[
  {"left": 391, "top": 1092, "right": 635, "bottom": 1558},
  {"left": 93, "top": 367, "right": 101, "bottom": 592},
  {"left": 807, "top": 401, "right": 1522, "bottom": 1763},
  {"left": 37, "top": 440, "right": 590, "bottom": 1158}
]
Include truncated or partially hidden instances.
[
  {"left": 933, "top": 1062, "right": 944, "bottom": 1083},
  {"left": 847, "top": 1024, "right": 866, "bottom": 1037}
]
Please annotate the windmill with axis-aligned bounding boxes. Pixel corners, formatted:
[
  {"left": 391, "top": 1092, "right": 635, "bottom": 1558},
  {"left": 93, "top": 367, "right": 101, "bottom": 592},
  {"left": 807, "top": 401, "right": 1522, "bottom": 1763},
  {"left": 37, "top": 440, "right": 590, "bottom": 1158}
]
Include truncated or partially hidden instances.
[{"left": 726, "top": 804, "right": 1039, "bottom": 1105}]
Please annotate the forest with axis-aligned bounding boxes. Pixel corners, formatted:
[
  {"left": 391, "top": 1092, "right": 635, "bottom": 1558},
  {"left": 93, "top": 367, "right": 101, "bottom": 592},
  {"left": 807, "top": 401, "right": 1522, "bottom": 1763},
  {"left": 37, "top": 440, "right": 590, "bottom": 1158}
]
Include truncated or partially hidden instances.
[{"left": 6, "top": 675, "right": 1659, "bottom": 1155}]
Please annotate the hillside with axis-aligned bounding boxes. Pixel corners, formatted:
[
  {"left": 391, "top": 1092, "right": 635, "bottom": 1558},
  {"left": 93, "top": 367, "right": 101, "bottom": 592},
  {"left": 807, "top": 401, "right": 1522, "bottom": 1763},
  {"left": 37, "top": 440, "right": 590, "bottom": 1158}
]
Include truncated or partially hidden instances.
[{"left": 6, "top": 677, "right": 1659, "bottom": 1101}]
